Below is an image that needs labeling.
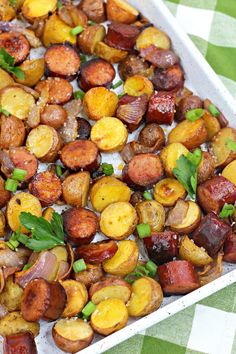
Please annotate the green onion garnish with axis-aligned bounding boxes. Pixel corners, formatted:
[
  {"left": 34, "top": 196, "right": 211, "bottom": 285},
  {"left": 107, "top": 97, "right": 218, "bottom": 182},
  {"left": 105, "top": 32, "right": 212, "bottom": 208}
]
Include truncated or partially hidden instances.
[
  {"left": 82, "top": 301, "right": 96, "bottom": 318},
  {"left": 88, "top": 20, "right": 96, "bottom": 26},
  {"left": 208, "top": 104, "right": 220, "bottom": 117},
  {"left": 57, "top": 0, "right": 62, "bottom": 9},
  {"left": 5, "top": 178, "right": 18, "bottom": 192},
  {"left": 80, "top": 54, "right": 87, "bottom": 63},
  {"left": 73, "top": 259, "right": 87, "bottom": 273},
  {"left": 11, "top": 168, "right": 27, "bottom": 182},
  {"left": 118, "top": 93, "right": 125, "bottom": 99},
  {"left": 137, "top": 223, "right": 151, "bottom": 238},
  {"left": 146, "top": 260, "right": 157, "bottom": 277},
  {"left": 74, "top": 90, "right": 85, "bottom": 100},
  {"left": 143, "top": 191, "right": 152, "bottom": 201},
  {"left": 23, "top": 263, "right": 32, "bottom": 271},
  {"left": 111, "top": 80, "right": 123, "bottom": 90},
  {"left": 226, "top": 138, "right": 236, "bottom": 152},
  {"left": 219, "top": 203, "right": 235, "bottom": 219},
  {"left": 56, "top": 165, "right": 63, "bottom": 177},
  {"left": 185, "top": 108, "right": 205, "bottom": 122},
  {"left": 70, "top": 25, "right": 84, "bottom": 36},
  {"left": 6, "top": 239, "right": 19, "bottom": 251},
  {"left": 101, "top": 163, "right": 114, "bottom": 176}
]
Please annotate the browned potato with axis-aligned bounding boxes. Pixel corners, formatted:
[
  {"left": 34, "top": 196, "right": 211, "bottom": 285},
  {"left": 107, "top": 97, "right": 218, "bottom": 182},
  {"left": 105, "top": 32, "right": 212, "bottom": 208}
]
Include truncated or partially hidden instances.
[
  {"left": 0, "top": 176, "right": 10, "bottom": 208},
  {"left": 222, "top": 160, "right": 236, "bottom": 186},
  {"left": 124, "top": 75, "right": 154, "bottom": 99},
  {"left": 202, "top": 111, "right": 220, "bottom": 141},
  {"left": 0, "top": 0, "right": 16, "bottom": 21},
  {"left": 154, "top": 178, "right": 187, "bottom": 207},
  {"left": 22, "top": 0, "right": 57, "bottom": 21},
  {"left": 15, "top": 59, "right": 45, "bottom": 87},
  {"left": 84, "top": 87, "right": 118, "bottom": 121},
  {"left": 0, "top": 312, "right": 39, "bottom": 337},
  {"left": 62, "top": 172, "right": 90, "bottom": 208},
  {"left": 43, "top": 14, "right": 76, "bottom": 47},
  {"left": 127, "top": 277, "right": 163, "bottom": 317},
  {"left": 136, "top": 27, "right": 171, "bottom": 51},
  {"left": 74, "top": 264, "right": 104, "bottom": 288},
  {"left": 106, "top": 0, "right": 138, "bottom": 24},
  {"left": 179, "top": 235, "right": 213, "bottom": 267},
  {"left": 118, "top": 54, "right": 152, "bottom": 81},
  {"left": 139, "top": 123, "right": 165, "bottom": 149},
  {"left": 211, "top": 127, "right": 236, "bottom": 168},
  {"left": 136, "top": 200, "right": 165, "bottom": 232},
  {"left": 60, "top": 280, "right": 88, "bottom": 318},
  {"left": 53, "top": 318, "right": 94, "bottom": 353},
  {"left": 78, "top": 24, "right": 106, "bottom": 55},
  {"left": 91, "top": 298, "right": 128, "bottom": 335},
  {"left": 160, "top": 143, "right": 189, "bottom": 177},
  {"left": 0, "top": 210, "right": 5, "bottom": 237},
  {"left": 0, "top": 276, "right": 23, "bottom": 311},
  {"left": 0, "top": 68, "right": 14, "bottom": 90},
  {"left": 40, "top": 105, "right": 67, "bottom": 129},
  {"left": 100, "top": 202, "right": 137, "bottom": 240},
  {"left": 168, "top": 119, "right": 207, "bottom": 150},
  {"left": 102, "top": 240, "right": 138, "bottom": 276},
  {"left": 0, "top": 115, "right": 25, "bottom": 149},
  {"left": 26, "top": 125, "right": 61, "bottom": 162},
  {"left": 78, "top": 0, "right": 106, "bottom": 23},
  {"left": 95, "top": 41, "right": 128, "bottom": 63},
  {"left": 197, "top": 151, "right": 215, "bottom": 184},
  {"left": 89, "top": 277, "right": 132, "bottom": 304}
]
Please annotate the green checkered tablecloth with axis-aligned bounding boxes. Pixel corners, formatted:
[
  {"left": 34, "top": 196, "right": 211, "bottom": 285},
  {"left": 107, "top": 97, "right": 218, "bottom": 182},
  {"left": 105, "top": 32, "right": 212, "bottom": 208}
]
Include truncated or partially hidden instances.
[{"left": 107, "top": 1, "right": 236, "bottom": 353}]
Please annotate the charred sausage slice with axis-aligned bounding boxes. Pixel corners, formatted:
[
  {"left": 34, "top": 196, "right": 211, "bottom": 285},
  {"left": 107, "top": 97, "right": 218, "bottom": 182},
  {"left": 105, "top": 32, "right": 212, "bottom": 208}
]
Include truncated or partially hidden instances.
[
  {"left": 76, "top": 240, "right": 118, "bottom": 264},
  {"left": 3, "top": 332, "right": 38, "bottom": 354},
  {"left": 77, "top": 118, "right": 91, "bottom": 140},
  {"left": 140, "top": 45, "right": 179, "bottom": 69},
  {"left": 0, "top": 32, "right": 30, "bottom": 64},
  {"left": 9, "top": 147, "right": 38, "bottom": 181},
  {"left": 35, "top": 78, "right": 73, "bottom": 105},
  {"left": 146, "top": 91, "right": 176, "bottom": 125},
  {"left": 106, "top": 23, "right": 140, "bottom": 51}
]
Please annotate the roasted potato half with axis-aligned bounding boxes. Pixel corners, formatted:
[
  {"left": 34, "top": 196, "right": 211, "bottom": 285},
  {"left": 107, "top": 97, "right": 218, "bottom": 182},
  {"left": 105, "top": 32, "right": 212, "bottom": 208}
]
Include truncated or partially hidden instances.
[
  {"left": 136, "top": 200, "right": 165, "bottom": 232},
  {"left": 222, "top": 160, "right": 236, "bottom": 186},
  {"left": 127, "top": 277, "right": 163, "bottom": 317},
  {"left": 168, "top": 201, "right": 201, "bottom": 234},
  {"left": 78, "top": 24, "right": 106, "bottom": 55},
  {"left": 102, "top": 240, "right": 139, "bottom": 276},
  {"left": 160, "top": 143, "right": 189, "bottom": 177},
  {"left": 0, "top": 311, "right": 39, "bottom": 337},
  {"left": 0, "top": 0, "right": 16, "bottom": 21},
  {"left": 91, "top": 298, "right": 128, "bottom": 336},
  {"left": 62, "top": 172, "right": 90, "bottom": 208},
  {"left": 0, "top": 68, "right": 14, "bottom": 90},
  {"left": 84, "top": 87, "right": 118, "bottom": 121},
  {"left": 95, "top": 41, "right": 128, "bottom": 63},
  {"left": 15, "top": 59, "right": 45, "bottom": 87},
  {"left": 0, "top": 276, "right": 23, "bottom": 312},
  {"left": 124, "top": 75, "right": 154, "bottom": 99},
  {"left": 43, "top": 14, "right": 76, "bottom": 47},
  {"left": 154, "top": 178, "right": 187, "bottom": 207},
  {"left": 179, "top": 235, "right": 213, "bottom": 267},
  {"left": 100, "top": 202, "right": 137, "bottom": 240},
  {"left": 6, "top": 192, "right": 42, "bottom": 232},
  {"left": 53, "top": 318, "right": 94, "bottom": 354},
  {"left": 0, "top": 115, "right": 25, "bottom": 150},
  {"left": 136, "top": 27, "right": 171, "bottom": 51},
  {"left": 0, "top": 211, "right": 5, "bottom": 237},
  {"left": 197, "top": 151, "right": 215, "bottom": 185},
  {"left": 202, "top": 111, "right": 220, "bottom": 141},
  {"left": 211, "top": 127, "right": 236, "bottom": 168},
  {"left": 22, "top": 0, "right": 57, "bottom": 21},
  {"left": 89, "top": 277, "right": 132, "bottom": 304},
  {"left": 106, "top": 0, "right": 139, "bottom": 24},
  {"left": 91, "top": 117, "right": 128, "bottom": 152},
  {"left": 90, "top": 176, "right": 131, "bottom": 212},
  {"left": 60, "top": 280, "right": 88, "bottom": 318}
]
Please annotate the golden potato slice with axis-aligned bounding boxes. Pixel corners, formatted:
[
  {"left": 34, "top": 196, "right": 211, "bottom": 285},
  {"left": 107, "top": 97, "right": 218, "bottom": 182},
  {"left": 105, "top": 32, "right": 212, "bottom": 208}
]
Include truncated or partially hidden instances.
[
  {"left": 26, "top": 124, "right": 61, "bottom": 162},
  {"left": 6, "top": 192, "right": 42, "bottom": 232},
  {"left": 202, "top": 111, "right": 220, "bottom": 141},
  {"left": 160, "top": 143, "right": 189, "bottom": 177},
  {"left": 60, "top": 280, "right": 88, "bottom": 318},
  {"left": 100, "top": 202, "right": 137, "bottom": 240},
  {"left": 106, "top": 0, "right": 139, "bottom": 24},
  {"left": 0, "top": 86, "right": 35, "bottom": 120},
  {"left": 179, "top": 235, "right": 213, "bottom": 267},
  {"left": 91, "top": 117, "right": 128, "bottom": 152},
  {"left": 222, "top": 160, "right": 236, "bottom": 185},
  {"left": 90, "top": 176, "right": 131, "bottom": 212},
  {"left": 0, "top": 0, "right": 16, "bottom": 21},
  {"left": 0, "top": 276, "right": 23, "bottom": 312},
  {"left": 53, "top": 318, "right": 94, "bottom": 354},
  {"left": 15, "top": 59, "right": 45, "bottom": 87},
  {"left": 84, "top": 87, "right": 118, "bottom": 121},
  {"left": 62, "top": 171, "right": 90, "bottom": 208},
  {"left": 89, "top": 277, "right": 132, "bottom": 304},
  {"left": 154, "top": 178, "right": 187, "bottom": 207},
  {"left": 95, "top": 41, "right": 128, "bottom": 63},
  {"left": 136, "top": 200, "right": 165, "bottom": 232},
  {"left": 168, "top": 119, "right": 207, "bottom": 150},
  {"left": 136, "top": 27, "right": 170, "bottom": 51},
  {"left": 0, "top": 311, "right": 39, "bottom": 337},
  {"left": 169, "top": 201, "right": 201, "bottom": 234},
  {"left": 78, "top": 24, "right": 106, "bottom": 55},
  {"left": 43, "top": 14, "right": 76, "bottom": 47},
  {"left": 197, "top": 151, "right": 215, "bottom": 185},
  {"left": 43, "top": 207, "right": 55, "bottom": 222},
  {"left": 127, "top": 277, "right": 163, "bottom": 317},
  {"left": 91, "top": 298, "right": 128, "bottom": 336},
  {"left": 124, "top": 75, "right": 154, "bottom": 98},
  {"left": 22, "top": 0, "right": 57, "bottom": 21},
  {"left": 0, "top": 211, "right": 5, "bottom": 237},
  {"left": 0, "top": 68, "right": 14, "bottom": 90},
  {"left": 102, "top": 240, "right": 138, "bottom": 276},
  {"left": 211, "top": 127, "right": 236, "bottom": 168}
]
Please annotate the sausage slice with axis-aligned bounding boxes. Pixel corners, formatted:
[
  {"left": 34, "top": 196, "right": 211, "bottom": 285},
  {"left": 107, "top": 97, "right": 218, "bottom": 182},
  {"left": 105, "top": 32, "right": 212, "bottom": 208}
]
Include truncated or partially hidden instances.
[
  {"left": 9, "top": 147, "right": 38, "bottom": 181},
  {"left": 3, "top": 332, "right": 38, "bottom": 354},
  {"left": 35, "top": 78, "right": 73, "bottom": 105},
  {"left": 76, "top": 240, "right": 118, "bottom": 264},
  {"left": 40, "top": 104, "right": 68, "bottom": 129},
  {"left": 146, "top": 91, "right": 176, "bottom": 125},
  {"left": 0, "top": 32, "right": 30, "bottom": 64},
  {"left": 106, "top": 23, "right": 140, "bottom": 51}
]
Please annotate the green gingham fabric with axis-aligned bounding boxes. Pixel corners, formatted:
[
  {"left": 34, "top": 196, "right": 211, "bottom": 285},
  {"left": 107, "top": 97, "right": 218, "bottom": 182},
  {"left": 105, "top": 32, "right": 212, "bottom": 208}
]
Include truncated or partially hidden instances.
[{"left": 107, "top": 1, "right": 236, "bottom": 353}]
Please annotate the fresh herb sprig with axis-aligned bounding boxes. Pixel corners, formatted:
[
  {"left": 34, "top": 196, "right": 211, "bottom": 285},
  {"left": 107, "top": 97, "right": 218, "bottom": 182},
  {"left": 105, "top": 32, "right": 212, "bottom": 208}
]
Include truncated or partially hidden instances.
[
  {"left": 0, "top": 48, "right": 24, "bottom": 80},
  {"left": 16, "top": 211, "right": 65, "bottom": 252},
  {"left": 219, "top": 203, "right": 235, "bottom": 219},
  {"left": 173, "top": 148, "right": 202, "bottom": 200}
]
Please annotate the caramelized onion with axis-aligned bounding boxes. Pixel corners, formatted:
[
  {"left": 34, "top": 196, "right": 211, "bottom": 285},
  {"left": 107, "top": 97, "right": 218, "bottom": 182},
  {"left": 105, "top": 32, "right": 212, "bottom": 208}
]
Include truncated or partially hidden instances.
[
  {"left": 58, "top": 99, "right": 81, "bottom": 143},
  {"left": 116, "top": 94, "right": 148, "bottom": 127},
  {"left": 166, "top": 199, "right": 189, "bottom": 226},
  {"left": 54, "top": 261, "right": 70, "bottom": 281},
  {"left": 197, "top": 252, "right": 223, "bottom": 286},
  {"left": 28, "top": 87, "right": 49, "bottom": 128},
  {"left": 59, "top": 243, "right": 74, "bottom": 280},
  {"left": 0, "top": 150, "right": 15, "bottom": 175},
  {"left": 0, "top": 243, "right": 30, "bottom": 268},
  {"left": 0, "top": 304, "right": 7, "bottom": 319}
]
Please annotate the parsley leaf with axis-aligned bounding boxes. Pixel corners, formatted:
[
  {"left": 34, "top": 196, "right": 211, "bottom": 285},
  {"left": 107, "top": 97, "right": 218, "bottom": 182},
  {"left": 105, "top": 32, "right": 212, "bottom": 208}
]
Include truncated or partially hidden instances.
[
  {"left": 0, "top": 48, "right": 25, "bottom": 80},
  {"left": 173, "top": 149, "right": 202, "bottom": 200},
  {"left": 16, "top": 211, "right": 65, "bottom": 251},
  {"left": 219, "top": 203, "right": 235, "bottom": 218},
  {"left": 226, "top": 139, "right": 236, "bottom": 152}
]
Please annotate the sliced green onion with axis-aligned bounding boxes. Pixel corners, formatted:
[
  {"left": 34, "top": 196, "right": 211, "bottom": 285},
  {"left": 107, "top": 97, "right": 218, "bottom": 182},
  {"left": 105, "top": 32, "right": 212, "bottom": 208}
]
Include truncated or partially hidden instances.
[
  {"left": 219, "top": 203, "right": 235, "bottom": 219},
  {"left": 70, "top": 25, "right": 84, "bottom": 36},
  {"left": 6, "top": 240, "right": 19, "bottom": 251},
  {"left": 23, "top": 263, "right": 32, "bottom": 271},
  {"left": 57, "top": 0, "right": 62, "bottom": 9},
  {"left": 137, "top": 223, "right": 151, "bottom": 238},
  {"left": 80, "top": 54, "right": 87, "bottom": 63},
  {"left": 143, "top": 191, "right": 152, "bottom": 201},
  {"left": 226, "top": 138, "right": 236, "bottom": 152},
  {"left": 118, "top": 93, "right": 125, "bottom": 99},
  {"left": 101, "top": 163, "right": 114, "bottom": 176},
  {"left": 5, "top": 178, "right": 18, "bottom": 192},
  {"left": 56, "top": 165, "right": 63, "bottom": 177},
  {"left": 82, "top": 301, "right": 96, "bottom": 318},
  {"left": 146, "top": 260, "right": 157, "bottom": 277},
  {"left": 185, "top": 108, "right": 205, "bottom": 122},
  {"left": 73, "top": 259, "right": 87, "bottom": 273},
  {"left": 111, "top": 80, "right": 123, "bottom": 89},
  {"left": 88, "top": 20, "right": 96, "bottom": 26},
  {"left": 208, "top": 104, "right": 220, "bottom": 117},
  {"left": 74, "top": 90, "right": 85, "bottom": 100},
  {"left": 11, "top": 168, "right": 27, "bottom": 182},
  {"left": 0, "top": 105, "right": 10, "bottom": 116}
]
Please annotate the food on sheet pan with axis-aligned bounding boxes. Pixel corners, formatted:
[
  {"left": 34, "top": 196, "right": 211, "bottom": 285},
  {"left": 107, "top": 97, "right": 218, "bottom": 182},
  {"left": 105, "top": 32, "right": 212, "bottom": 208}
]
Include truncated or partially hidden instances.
[{"left": 0, "top": 0, "right": 235, "bottom": 352}]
